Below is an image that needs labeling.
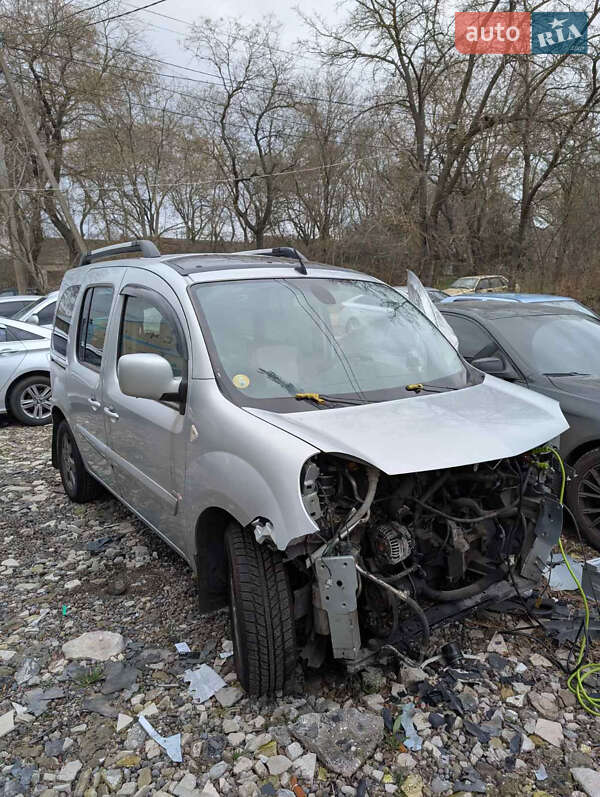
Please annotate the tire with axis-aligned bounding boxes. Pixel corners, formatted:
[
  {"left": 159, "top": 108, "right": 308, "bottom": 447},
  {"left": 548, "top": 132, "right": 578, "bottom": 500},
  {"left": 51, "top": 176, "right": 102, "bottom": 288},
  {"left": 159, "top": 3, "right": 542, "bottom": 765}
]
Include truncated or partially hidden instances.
[
  {"left": 8, "top": 374, "right": 52, "bottom": 426},
  {"left": 225, "top": 523, "right": 296, "bottom": 696},
  {"left": 567, "top": 448, "right": 600, "bottom": 550},
  {"left": 57, "top": 420, "right": 101, "bottom": 503}
]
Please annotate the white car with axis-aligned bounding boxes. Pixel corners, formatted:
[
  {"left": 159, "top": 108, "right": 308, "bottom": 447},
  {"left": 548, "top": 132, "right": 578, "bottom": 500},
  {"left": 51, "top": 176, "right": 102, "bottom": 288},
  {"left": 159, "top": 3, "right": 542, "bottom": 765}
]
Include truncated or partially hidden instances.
[
  {"left": 0, "top": 294, "right": 42, "bottom": 318},
  {"left": 0, "top": 318, "right": 52, "bottom": 425},
  {"left": 15, "top": 290, "right": 59, "bottom": 328}
]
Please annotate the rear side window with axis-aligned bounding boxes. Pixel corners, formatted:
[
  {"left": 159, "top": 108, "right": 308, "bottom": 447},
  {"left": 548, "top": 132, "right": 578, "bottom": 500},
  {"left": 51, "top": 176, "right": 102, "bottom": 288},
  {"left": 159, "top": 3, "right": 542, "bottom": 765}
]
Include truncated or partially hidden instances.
[
  {"left": 9, "top": 326, "right": 45, "bottom": 341},
  {"left": 0, "top": 300, "right": 31, "bottom": 317},
  {"left": 77, "top": 287, "right": 114, "bottom": 368},
  {"left": 52, "top": 286, "right": 80, "bottom": 359}
]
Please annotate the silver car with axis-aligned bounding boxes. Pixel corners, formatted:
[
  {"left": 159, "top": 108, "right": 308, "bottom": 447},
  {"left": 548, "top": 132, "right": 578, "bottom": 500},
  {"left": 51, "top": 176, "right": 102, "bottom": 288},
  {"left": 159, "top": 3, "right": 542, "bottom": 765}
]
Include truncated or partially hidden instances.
[
  {"left": 15, "top": 290, "right": 59, "bottom": 328},
  {"left": 0, "top": 318, "right": 52, "bottom": 425},
  {"left": 50, "top": 241, "right": 567, "bottom": 696}
]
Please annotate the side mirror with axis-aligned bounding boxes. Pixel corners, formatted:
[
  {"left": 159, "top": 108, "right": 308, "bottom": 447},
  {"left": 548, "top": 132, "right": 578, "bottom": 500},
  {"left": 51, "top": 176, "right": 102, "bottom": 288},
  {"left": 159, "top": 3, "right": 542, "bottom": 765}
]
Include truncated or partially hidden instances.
[
  {"left": 471, "top": 355, "right": 517, "bottom": 379},
  {"left": 29, "top": 314, "right": 40, "bottom": 326},
  {"left": 118, "top": 353, "right": 181, "bottom": 401}
]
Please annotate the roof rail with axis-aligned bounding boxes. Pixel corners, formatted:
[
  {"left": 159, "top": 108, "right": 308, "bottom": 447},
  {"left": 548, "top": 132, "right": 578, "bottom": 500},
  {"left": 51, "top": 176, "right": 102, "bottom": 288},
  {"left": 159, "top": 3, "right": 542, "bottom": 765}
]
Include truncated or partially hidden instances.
[
  {"left": 236, "top": 246, "right": 308, "bottom": 274},
  {"left": 77, "top": 239, "right": 161, "bottom": 267}
]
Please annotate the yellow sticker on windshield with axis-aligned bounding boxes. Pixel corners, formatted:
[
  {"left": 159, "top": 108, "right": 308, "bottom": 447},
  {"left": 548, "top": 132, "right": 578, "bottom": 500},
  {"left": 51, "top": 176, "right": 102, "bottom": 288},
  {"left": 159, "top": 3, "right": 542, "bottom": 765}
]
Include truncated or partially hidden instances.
[{"left": 232, "top": 374, "right": 250, "bottom": 390}]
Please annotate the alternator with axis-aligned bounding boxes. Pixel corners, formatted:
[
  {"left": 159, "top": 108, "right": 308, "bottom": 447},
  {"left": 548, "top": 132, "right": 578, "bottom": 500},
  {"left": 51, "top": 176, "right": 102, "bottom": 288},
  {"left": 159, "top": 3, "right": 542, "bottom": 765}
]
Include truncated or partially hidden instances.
[{"left": 372, "top": 521, "right": 414, "bottom": 568}]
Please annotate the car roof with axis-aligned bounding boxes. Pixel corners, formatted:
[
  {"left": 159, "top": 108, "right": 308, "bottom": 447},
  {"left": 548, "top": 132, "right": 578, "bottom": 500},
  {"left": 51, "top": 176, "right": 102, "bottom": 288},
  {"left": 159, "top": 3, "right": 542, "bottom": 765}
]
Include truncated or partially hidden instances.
[
  {"left": 452, "top": 274, "right": 505, "bottom": 280},
  {"left": 445, "top": 292, "right": 572, "bottom": 303},
  {"left": 0, "top": 294, "right": 42, "bottom": 302},
  {"left": 62, "top": 252, "right": 373, "bottom": 284},
  {"left": 0, "top": 316, "right": 52, "bottom": 336},
  {"left": 440, "top": 299, "right": 591, "bottom": 320}
]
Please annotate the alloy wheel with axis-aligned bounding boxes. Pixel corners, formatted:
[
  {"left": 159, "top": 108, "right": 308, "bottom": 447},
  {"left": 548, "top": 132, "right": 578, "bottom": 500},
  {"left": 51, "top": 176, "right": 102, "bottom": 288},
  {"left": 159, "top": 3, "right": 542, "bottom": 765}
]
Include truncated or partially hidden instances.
[
  {"left": 19, "top": 383, "right": 52, "bottom": 421},
  {"left": 579, "top": 465, "right": 600, "bottom": 530}
]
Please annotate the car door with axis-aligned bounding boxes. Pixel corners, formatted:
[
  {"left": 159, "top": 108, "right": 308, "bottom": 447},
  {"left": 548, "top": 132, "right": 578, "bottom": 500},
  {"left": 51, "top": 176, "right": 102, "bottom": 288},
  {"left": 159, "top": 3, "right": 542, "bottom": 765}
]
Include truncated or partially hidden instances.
[
  {"left": 68, "top": 274, "right": 120, "bottom": 484},
  {"left": 0, "top": 324, "right": 26, "bottom": 407},
  {"left": 100, "top": 270, "right": 189, "bottom": 553}
]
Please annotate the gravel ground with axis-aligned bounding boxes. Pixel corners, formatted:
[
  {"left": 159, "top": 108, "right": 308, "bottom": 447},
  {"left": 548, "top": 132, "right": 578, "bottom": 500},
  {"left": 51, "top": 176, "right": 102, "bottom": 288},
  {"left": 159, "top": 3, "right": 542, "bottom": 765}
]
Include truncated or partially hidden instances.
[{"left": 1, "top": 423, "right": 600, "bottom": 797}]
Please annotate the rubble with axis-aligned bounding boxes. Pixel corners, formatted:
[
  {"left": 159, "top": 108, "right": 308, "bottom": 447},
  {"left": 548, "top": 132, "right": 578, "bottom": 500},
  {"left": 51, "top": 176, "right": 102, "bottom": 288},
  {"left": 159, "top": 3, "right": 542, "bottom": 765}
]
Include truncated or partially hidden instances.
[{"left": 1, "top": 424, "right": 600, "bottom": 796}]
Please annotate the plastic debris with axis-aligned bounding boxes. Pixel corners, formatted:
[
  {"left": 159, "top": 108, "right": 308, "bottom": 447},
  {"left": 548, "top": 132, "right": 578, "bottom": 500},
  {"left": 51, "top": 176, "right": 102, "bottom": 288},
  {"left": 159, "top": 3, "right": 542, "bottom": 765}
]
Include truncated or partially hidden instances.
[
  {"left": 62, "top": 605, "right": 68, "bottom": 616},
  {"left": 544, "top": 552, "right": 583, "bottom": 591},
  {"left": 175, "top": 642, "right": 191, "bottom": 655},
  {"left": 183, "top": 663, "right": 226, "bottom": 703},
  {"left": 85, "top": 534, "right": 124, "bottom": 554},
  {"left": 535, "top": 764, "right": 548, "bottom": 781},
  {"left": 219, "top": 650, "right": 234, "bottom": 659},
  {"left": 399, "top": 702, "right": 422, "bottom": 751},
  {"left": 138, "top": 714, "right": 182, "bottom": 763}
]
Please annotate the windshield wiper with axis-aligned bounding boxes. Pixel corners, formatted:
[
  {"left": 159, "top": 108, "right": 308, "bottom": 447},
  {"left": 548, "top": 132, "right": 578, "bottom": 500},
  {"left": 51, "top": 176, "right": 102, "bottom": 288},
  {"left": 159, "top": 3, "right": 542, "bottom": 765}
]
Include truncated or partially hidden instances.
[
  {"left": 295, "top": 392, "right": 366, "bottom": 406},
  {"left": 258, "top": 368, "right": 299, "bottom": 395},
  {"left": 405, "top": 382, "right": 458, "bottom": 394},
  {"left": 544, "top": 372, "right": 591, "bottom": 377}
]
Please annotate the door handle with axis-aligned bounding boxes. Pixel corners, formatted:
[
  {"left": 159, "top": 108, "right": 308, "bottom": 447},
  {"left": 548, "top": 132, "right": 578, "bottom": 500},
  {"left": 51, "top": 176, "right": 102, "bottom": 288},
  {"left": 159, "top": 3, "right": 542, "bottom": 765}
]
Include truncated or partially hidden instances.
[
  {"left": 88, "top": 397, "right": 101, "bottom": 411},
  {"left": 103, "top": 406, "right": 120, "bottom": 421}
]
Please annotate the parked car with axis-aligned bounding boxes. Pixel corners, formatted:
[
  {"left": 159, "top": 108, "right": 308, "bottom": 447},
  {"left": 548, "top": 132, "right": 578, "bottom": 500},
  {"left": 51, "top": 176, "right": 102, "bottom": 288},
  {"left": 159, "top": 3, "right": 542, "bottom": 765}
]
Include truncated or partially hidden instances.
[
  {"left": 15, "top": 290, "right": 59, "bottom": 328},
  {"left": 441, "top": 292, "right": 598, "bottom": 318},
  {"left": 445, "top": 275, "right": 509, "bottom": 296},
  {"left": 0, "top": 294, "right": 42, "bottom": 318},
  {"left": 0, "top": 288, "right": 18, "bottom": 296},
  {"left": 0, "top": 318, "right": 52, "bottom": 425},
  {"left": 441, "top": 300, "right": 600, "bottom": 549},
  {"left": 51, "top": 241, "right": 566, "bottom": 695},
  {"left": 394, "top": 286, "right": 449, "bottom": 303}
]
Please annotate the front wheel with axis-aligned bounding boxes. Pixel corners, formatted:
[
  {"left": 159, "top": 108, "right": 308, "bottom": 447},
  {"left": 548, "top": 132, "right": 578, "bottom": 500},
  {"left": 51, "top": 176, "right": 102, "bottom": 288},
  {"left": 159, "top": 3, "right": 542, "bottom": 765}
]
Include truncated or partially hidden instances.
[
  {"left": 226, "top": 523, "right": 297, "bottom": 696},
  {"left": 567, "top": 448, "right": 600, "bottom": 551},
  {"left": 8, "top": 374, "right": 52, "bottom": 425},
  {"left": 57, "top": 420, "right": 101, "bottom": 503}
]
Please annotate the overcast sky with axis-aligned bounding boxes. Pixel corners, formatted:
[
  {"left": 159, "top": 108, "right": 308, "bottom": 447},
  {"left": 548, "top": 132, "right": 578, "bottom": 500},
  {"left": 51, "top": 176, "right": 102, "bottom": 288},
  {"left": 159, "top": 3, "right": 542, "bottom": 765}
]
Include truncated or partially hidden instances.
[{"left": 132, "top": 0, "right": 343, "bottom": 67}]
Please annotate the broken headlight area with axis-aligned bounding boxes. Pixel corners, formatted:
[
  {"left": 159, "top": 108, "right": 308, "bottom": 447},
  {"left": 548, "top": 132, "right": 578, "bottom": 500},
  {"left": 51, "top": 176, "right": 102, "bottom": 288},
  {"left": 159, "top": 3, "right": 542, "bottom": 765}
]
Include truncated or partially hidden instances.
[{"left": 295, "top": 450, "right": 563, "bottom": 669}]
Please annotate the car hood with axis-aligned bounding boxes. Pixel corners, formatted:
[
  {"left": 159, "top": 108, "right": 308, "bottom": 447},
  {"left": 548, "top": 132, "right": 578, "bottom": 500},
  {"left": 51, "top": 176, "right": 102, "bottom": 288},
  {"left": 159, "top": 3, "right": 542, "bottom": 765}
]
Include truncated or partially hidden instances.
[
  {"left": 244, "top": 376, "right": 568, "bottom": 475},
  {"left": 445, "top": 288, "right": 471, "bottom": 295},
  {"left": 547, "top": 374, "right": 600, "bottom": 404}
]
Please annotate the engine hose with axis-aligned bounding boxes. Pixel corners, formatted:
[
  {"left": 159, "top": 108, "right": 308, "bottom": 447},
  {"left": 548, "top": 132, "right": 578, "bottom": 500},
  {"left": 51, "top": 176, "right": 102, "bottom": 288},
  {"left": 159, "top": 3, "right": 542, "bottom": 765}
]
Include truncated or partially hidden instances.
[
  {"left": 355, "top": 563, "right": 430, "bottom": 654},
  {"left": 418, "top": 569, "right": 505, "bottom": 602}
]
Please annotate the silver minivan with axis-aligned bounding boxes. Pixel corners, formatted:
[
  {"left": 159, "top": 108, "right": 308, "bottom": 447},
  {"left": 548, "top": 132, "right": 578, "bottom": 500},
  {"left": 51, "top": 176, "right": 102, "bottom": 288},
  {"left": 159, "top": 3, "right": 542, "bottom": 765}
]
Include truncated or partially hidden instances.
[{"left": 50, "top": 241, "right": 567, "bottom": 695}]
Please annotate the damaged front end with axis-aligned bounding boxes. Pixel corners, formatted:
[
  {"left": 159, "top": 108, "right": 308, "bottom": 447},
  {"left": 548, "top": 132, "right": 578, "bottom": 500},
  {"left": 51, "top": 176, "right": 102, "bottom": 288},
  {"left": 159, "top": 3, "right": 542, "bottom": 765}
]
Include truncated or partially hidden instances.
[{"left": 292, "top": 449, "right": 562, "bottom": 669}]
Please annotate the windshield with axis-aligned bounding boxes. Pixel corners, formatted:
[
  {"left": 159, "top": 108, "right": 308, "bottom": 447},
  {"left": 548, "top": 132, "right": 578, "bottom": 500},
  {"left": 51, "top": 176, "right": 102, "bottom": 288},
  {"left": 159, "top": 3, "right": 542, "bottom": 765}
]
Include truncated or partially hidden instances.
[
  {"left": 451, "top": 277, "right": 478, "bottom": 289},
  {"left": 494, "top": 313, "right": 600, "bottom": 376},
  {"left": 191, "top": 277, "right": 471, "bottom": 411},
  {"left": 14, "top": 296, "right": 45, "bottom": 319}
]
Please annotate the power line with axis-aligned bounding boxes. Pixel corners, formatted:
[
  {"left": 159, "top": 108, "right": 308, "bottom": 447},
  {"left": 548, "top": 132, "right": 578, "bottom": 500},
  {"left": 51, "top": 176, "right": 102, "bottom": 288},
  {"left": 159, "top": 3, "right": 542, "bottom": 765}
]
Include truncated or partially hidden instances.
[
  {"left": 5, "top": 48, "right": 400, "bottom": 149},
  {"left": 83, "top": 0, "right": 168, "bottom": 27},
  {"left": 0, "top": 152, "right": 384, "bottom": 193}
]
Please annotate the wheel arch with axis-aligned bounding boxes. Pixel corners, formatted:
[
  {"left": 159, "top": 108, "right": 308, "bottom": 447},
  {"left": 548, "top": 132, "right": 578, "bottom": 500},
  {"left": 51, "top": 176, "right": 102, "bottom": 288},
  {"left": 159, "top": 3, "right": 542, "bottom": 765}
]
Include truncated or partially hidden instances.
[
  {"left": 565, "top": 439, "right": 600, "bottom": 468},
  {"left": 6, "top": 369, "right": 50, "bottom": 404},
  {"left": 194, "top": 507, "right": 238, "bottom": 613},
  {"left": 51, "top": 406, "right": 67, "bottom": 468}
]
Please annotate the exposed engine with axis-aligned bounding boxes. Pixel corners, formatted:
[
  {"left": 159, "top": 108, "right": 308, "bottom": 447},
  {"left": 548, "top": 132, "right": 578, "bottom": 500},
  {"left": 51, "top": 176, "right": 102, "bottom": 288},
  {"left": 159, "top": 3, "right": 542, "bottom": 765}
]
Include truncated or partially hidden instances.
[{"left": 300, "top": 450, "right": 562, "bottom": 664}]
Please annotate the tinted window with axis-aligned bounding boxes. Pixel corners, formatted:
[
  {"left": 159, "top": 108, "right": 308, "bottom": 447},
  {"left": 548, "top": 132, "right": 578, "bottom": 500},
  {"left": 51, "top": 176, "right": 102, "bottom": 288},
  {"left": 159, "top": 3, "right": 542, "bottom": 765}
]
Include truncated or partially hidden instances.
[
  {"left": 0, "top": 300, "right": 32, "bottom": 317},
  {"left": 55, "top": 287, "right": 80, "bottom": 334},
  {"left": 36, "top": 300, "right": 57, "bottom": 326},
  {"left": 78, "top": 287, "right": 114, "bottom": 368},
  {"left": 119, "top": 294, "right": 184, "bottom": 377},
  {"left": 444, "top": 314, "right": 500, "bottom": 360},
  {"left": 9, "top": 326, "right": 45, "bottom": 341},
  {"left": 0, "top": 327, "right": 9, "bottom": 343},
  {"left": 477, "top": 279, "right": 490, "bottom": 291}
]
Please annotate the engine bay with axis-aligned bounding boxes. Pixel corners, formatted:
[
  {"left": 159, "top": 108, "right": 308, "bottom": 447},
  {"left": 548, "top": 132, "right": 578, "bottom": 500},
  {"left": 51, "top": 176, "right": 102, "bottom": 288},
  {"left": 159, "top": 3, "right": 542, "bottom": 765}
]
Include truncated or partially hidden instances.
[{"left": 297, "top": 449, "right": 562, "bottom": 665}]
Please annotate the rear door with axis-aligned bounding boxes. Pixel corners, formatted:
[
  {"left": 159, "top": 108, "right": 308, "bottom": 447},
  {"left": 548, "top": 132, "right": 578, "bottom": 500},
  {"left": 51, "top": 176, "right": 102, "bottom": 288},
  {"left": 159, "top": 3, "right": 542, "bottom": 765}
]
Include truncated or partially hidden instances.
[
  {"left": 100, "top": 269, "right": 189, "bottom": 553},
  {"left": 0, "top": 324, "right": 25, "bottom": 408},
  {"left": 68, "top": 270, "right": 122, "bottom": 484}
]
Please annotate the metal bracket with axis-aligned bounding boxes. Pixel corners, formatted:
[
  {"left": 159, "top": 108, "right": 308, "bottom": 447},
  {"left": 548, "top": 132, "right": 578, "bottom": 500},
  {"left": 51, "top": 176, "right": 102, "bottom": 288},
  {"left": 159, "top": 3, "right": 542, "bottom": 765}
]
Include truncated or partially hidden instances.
[{"left": 314, "top": 555, "right": 361, "bottom": 660}]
